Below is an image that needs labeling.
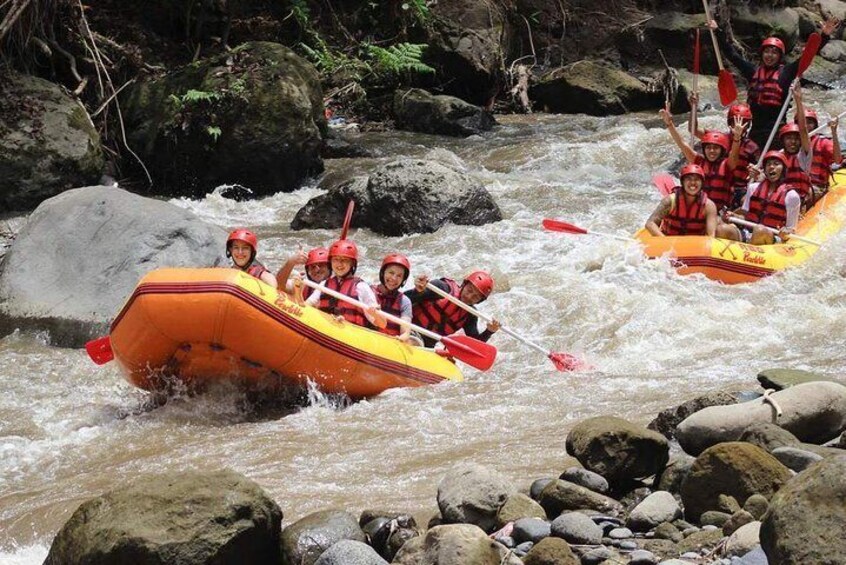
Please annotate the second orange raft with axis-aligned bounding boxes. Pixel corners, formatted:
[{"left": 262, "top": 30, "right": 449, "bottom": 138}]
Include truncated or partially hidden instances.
[{"left": 635, "top": 169, "right": 846, "bottom": 284}]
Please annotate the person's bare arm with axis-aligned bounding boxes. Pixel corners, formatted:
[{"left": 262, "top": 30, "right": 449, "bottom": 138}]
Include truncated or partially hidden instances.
[{"left": 645, "top": 195, "right": 673, "bottom": 236}]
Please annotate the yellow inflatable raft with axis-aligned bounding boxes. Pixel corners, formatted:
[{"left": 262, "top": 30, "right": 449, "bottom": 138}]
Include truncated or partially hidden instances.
[
  {"left": 108, "top": 268, "right": 463, "bottom": 398},
  {"left": 635, "top": 169, "right": 846, "bottom": 284}
]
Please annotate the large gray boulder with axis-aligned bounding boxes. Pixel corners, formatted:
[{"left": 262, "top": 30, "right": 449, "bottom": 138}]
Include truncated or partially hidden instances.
[
  {"left": 647, "top": 391, "right": 737, "bottom": 441},
  {"left": 761, "top": 455, "right": 846, "bottom": 564},
  {"left": 393, "top": 88, "right": 495, "bottom": 137},
  {"left": 421, "top": 0, "right": 514, "bottom": 106},
  {"left": 730, "top": 6, "right": 800, "bottom": 51},
  {"left": 566, "top": 416, "right": 670, "bottom": 488},
  {"left": 436, "top": 463, "right": 517, "bottom": 533},
  {"left": 530, "top": 61, "right": 663, "bottom": 116},
  {"left": 291, "top": 159, "right": 501, "bottom": 236},
  {"left": 121, "top": 41, "right": 325, "bottom": 197},
  {"left": 0, "top": 73, "right": 104, "bottom": 212},
  {"left": 676, "top": 382, "right": 846, "bottom": 455},
  {"left": 280, "top": 510, "right": 366, "bottom": 565},
  {"left": 0, "top": 186, "right": 226, "bottom": 346},
  {"left": 680, "top": 442, "right": 792, "bottom": 523},
  {"left": 44, "top": 469, "right": 282, "bottom": 565},
  {"left": 392, "top": 524, "right": 521, "bottom": 565}
]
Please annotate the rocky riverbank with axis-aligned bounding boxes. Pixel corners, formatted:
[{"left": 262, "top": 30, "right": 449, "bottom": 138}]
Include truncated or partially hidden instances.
[{"left": 43, "top": 370, "right": 846, "bottom": 565}]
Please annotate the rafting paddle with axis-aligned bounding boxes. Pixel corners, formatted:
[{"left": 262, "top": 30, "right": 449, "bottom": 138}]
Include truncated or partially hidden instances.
[
  {"left": 339, "top": 200, "right": 355, "bottom": 240},
  {"left": 85, "top": 335, "right": 114, "bottom": 365},
  {"left": 299, "top": 278, "right": 497, "bottom": 371},
  {"left": 702, "top": 0, "right": 737, "bottom": 105},
  {"left": 758, "top": 33, "right": 822, "bottom": 165},
  {"left": 809, "top": 109, "right": 846, "bottom": 136},
  {"left": 424, "top": 282, "right": 582, "bottom": 372},
  {"left": 726, "top": 216, "right": 821, "bottom": 246},
  {"left": 543, "top": 218, "right": 636, "bottom": 242},
  {"left": 690, "top": 28, "right": 701, "bottom": 146},
  {"left": 652, "top": 173, "right": 677, "bottom": 197}
]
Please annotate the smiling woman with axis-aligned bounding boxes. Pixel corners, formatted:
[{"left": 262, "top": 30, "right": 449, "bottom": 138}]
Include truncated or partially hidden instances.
[{"left": 225, "top": 228, "right": 277, "bottom": 287}]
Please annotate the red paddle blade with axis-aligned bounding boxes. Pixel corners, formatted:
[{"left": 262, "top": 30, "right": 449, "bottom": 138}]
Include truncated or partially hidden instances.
[
  {"left": 85, "top": 336, "right": 114, "bottom": 365},
  {"left": 718, "top": 69, "right": 737, "bottom": 105},
  {"left": 442, "top": 335, "right": 497, "bottom": 371},
  {"left": 340, "top": 200, "right": 355, "bottom": 240},
  {"left": 549, "top": 352, "right": 582, "bottom": 372},
  {"left": 542, "top": 218, "right": 588, "bottom": 235},
  {"left": 798, "top": 33, "right": 821, "bottom": 78},
  {"left": 651, "top": 173, "right": 676, "bottom": 197}
]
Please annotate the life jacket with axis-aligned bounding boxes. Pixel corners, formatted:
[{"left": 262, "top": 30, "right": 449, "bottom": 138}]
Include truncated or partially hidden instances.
[
  {"left": 241, "top": 261, "right": 268, "bottom": 281},
  {"left": 746, "top": 180, "right": 790, "bottom": 229},
  {"left": 809, "top": 135, "right": 834, "bottom": 188},
  {"left": 781, "top": 151, "right": 811, "bottom": 202},
  {"left": 317, "top": 275, "right": 368, "bottom": 326},
  {"left": 694, "top": 155, "right": 733, "bottom": 210},
  {"left": 411, "top": 278, "right": 468, "bottom": 337},
  {"left": 733, "top": 137, "right": 760, "bottom": 188},
  {"left": 661, "top": 188, "right": 709, "bottom": 236},
  {"left": 372, "top": 285, "right": 405, "bottom": 336},
  {"left": 748, "top": 65, "right": 784, "bottom": 108}
]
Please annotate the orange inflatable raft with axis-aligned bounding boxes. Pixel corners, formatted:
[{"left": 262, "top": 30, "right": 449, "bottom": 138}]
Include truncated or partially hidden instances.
[
  {"left": 108, "top": 268, "right": 464, "bottom": 398},
  {"left": 635, "top": 169, "right": 846, "bottom": 284}
]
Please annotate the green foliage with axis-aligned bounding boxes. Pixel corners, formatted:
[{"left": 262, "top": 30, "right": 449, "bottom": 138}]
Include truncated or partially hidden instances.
[
  {"left": 206, "top": 125, "right": 222, "bottom": 141},
  {"left": 367, "top": 43, "right": 434, "bottom": 79},
  {"left": 401, "top": 0, "right": 431, "bottom": 26},
  {"left": 300, "top": 38, "right": 370, "bottom": 80},
  {"left": 289, "top": 0, "right": 311, "bottom": 31}
]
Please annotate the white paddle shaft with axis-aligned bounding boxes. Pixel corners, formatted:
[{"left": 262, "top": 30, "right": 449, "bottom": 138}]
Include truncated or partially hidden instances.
[{"left": 425, "top": 282, "right": 551, "bottom": 357}]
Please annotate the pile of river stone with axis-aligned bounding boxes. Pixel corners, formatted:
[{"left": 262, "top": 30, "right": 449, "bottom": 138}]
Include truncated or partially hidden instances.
[{"left": 44, "top": 370, "right": 846, "bottom": 565}]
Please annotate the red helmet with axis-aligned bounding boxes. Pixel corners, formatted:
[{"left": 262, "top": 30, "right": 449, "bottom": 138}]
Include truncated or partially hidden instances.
[
  {"left": 680, "top": 163, "right": 705, "bottom": 181},
  {"left": 379, "top": 253, "right": 411, "bottom": 286},
  {"left": 463, "top": 271, "right": 494, "bottom": 298},
  {"left": 778, "top": 123, "right": 800, "bottom": 139},
  {"left": 762, "top": 150, "right": 788, "bottom": 169},
  {"left": 305, "top": 247, "right": 329, "bottom": 266},
  {"left": 794, "top": 109, "right": 818, "bottom": 126},
  {"left": 702, "top": 131, "right": 730, "bottom": 153},
  {"left": 761, "top": 37, "right": 785, "bottom": 55},
  {"left": 227, "top": 229, "right": 258, "bottom": 254},
  {"left": 727, "top": 103, "right": 752, "bottom": 125},
  {"left": 329, "top": 239, "right": 358, "bottom": 261}
]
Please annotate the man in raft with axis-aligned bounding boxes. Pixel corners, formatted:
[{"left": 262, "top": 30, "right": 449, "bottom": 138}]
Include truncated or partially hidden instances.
[
  {"left": 660, "top": 102, "right": 745, "bottom": 212},
  {"left": 305, "top": 239, "right": 387, "bottom": 329},
  {"left": 225, "top": 228, "right": 278, "bottom": 287},
  {"left": 645, "top": 164, "right": 721, "bottom": 237},
  {"left": 372, "top": 253, "right": 416, "bottom": 343},
  {"left": 798, "top": 107, "right": 842, "bottom": 201},
  {"left": 406, "top": 271, "right": 500, "bottom": 348},
  {"left": 711, "top": 16, "right": 841, "bottom": 148},
  {"left": 693, "top": 103, "right": 760, "bottom": 207},
  {"left": 778, "top": 85, "right": 814, "bottom": 206},
  {"left": 276, "top": 247, "right": 330, "bottom": 299},
  {"left": 722, "top": 151, "right": 802, "bottom": 245}
]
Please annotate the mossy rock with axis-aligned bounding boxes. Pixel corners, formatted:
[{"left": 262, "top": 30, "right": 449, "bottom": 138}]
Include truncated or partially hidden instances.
[{"left": 121, "top": 41, "right": 325, "bottom": 197}]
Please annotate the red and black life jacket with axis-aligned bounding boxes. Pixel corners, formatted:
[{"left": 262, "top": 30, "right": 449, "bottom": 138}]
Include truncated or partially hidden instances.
[
  {"left": 733, "top": 137, "right": 760, "bottom": 188},
  {"left": 695, "top": 155, "right": 733, "bottom": 210},
  {"left": 372, "top": 285, "right": 405, "bottom": 336},
  {"left": 809, "top": 135, "right": 834, "bottom": 188},
  {"left": 242, "top": 262, "right": 268, "bottom": 280},
  {"left": 411, "top": 278, "right": 468, "bottom": 337},
  {"left": 317, "top": 275, "right": 368, "bottom": 326},
  {"left": 661, "top": 188, "right": 709, "bottom": 236},
  {"left": 782, "top": 151, "right": 811, "bottom": 202},
  {"left": 746, "top": 181, "right": 790, "bottom": 229},
  {"left": 748, "top": 65, "right": 784, "bottom": 108}
]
